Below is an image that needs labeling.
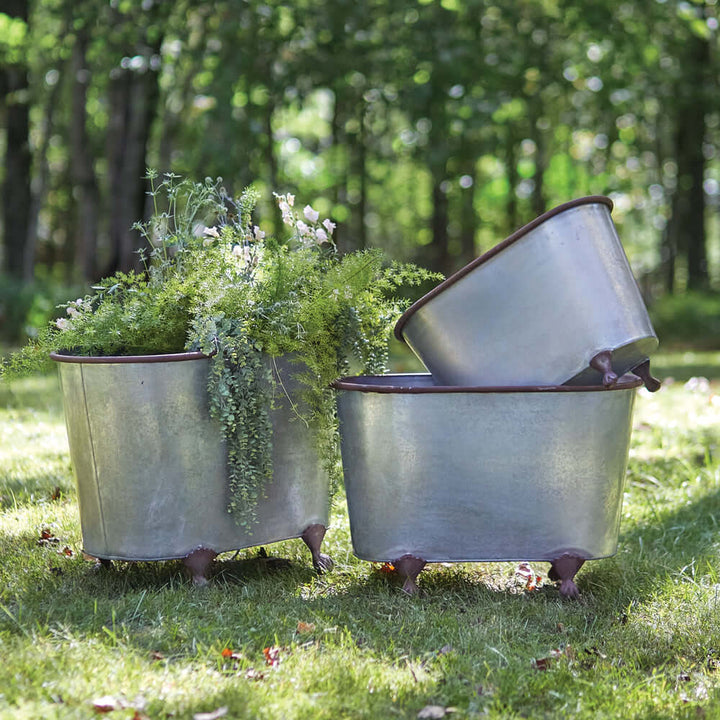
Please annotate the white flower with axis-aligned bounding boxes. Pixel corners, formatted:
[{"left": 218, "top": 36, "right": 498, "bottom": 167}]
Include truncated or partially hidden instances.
[
  {"left": 315, "top": 228, "right": 328, "bottom": 243},
  {"left": 244, "top": 246, "right": 252, "bottom": 263},
  {"left": 232, "top": 244, "right": 243, "bottom": 257},
  {"left": 253, "top": 225, "right": 265, "bottom": 241},
  {"left": 278, "top": 201, "right": 290, "bottom": 216},
  {"left": 66, "top": 306, "right": 79, "bottom": 317},
  {"left": 303, "top": 205, "right": 319, "bottom": 223},
  {"left": 322, "top": 218, "right": 336, "bottom": 235},
  {"left": 203, "top": 226, "right": 220, "bottom": 238},
  {"left": 56, "top": 318, "right": 69, "bottom": 331},
  {"left": 296, "top": 220, "right": 310, "bottom": 235},
  {"left": 286, "top": 194, "right": 295, "bottom": 207}
]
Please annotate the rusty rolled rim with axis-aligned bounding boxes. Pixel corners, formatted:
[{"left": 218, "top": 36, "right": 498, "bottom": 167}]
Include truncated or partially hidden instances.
[
  {"left": 332, "top": 371, "right": 642, "bottom": 394},
  {"left": 394, "top": 195, "right": 614, "bottom": 341},
  {"left": 49, "top": 350, "right": 209, "bottom": 364}
]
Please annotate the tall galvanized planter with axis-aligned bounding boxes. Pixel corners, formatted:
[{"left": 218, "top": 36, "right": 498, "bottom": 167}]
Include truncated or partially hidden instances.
[
  {"left": 52, "top": 351, "right": 332, "bottom": 582},
  {"left": 334, "top": 372, "right": 641, "bottom": 596}
]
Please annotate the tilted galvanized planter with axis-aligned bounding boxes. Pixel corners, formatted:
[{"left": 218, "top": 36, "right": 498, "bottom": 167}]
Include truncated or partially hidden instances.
[
  {"left": 334, "top": 372, "right": 642, "bottom": 596},
  {"left": 395, "top": 197, "right": 659, "bottom": 391},
  {"left": 51, "top": 351, "right": 332, "bottom": 583}
]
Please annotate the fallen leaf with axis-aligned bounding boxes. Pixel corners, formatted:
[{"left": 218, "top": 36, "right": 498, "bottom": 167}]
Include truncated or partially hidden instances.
[
  {"left": 297, "top": 621, "right": 316, "bottom": 634},
  {"left": 373, "top": 562, "right": 396, "bottom": 574},
  {"left": 417, "top": 706, "right": 450, "bottom": 719},
  {"left": 534, "top": 646, "right": 574, "bottom": 670},
  {"left": 38, "top": 529, "right": 59, "bottom": 546},
  {"left": 193, "top": 708, "right": 228, "bottom": 720},
  {"left": 149, "top": 651, "right": 164, "bottom": 661},
  {"left": 515, "top": 562, "right": 542, "bottom": 591},
  {"left": 245, "top": 667, "right": 265, "bottom": 681},
  {"left": 263, "top": 646, "right": 281, "bottom": 667},
  {"left": 91, "top": 695, "right": 124, "bottom": 713},
  {"left": 51, "top": 486, "right": 63, "bottom": 501},
  {"left": 60, "top": 546, "right": 74, "bottom": 557},
  {"left": 221, "top": 648, "right": 233, "bottom": 659}
]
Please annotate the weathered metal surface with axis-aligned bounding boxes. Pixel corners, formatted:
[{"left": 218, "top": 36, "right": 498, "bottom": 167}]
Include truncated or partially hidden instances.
[
  {"left": 395, "top": 197, "right": 658, "bottom": 387},
  {"left": 334, "top": 373, "right": 640, "bottom": 564},
  {"left": 52, "top": 352, "right": 329, "bottom": 562}
]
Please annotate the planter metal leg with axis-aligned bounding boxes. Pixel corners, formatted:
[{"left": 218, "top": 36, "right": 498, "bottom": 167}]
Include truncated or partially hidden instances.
[
  {"left": 632, "top": 359, "right": 661, "bottom": 392},
  {"left": 589, "top": 350, "right": 618, "bottom": 388},
  {"left": 301, "top": 524, "right": 334, "bottom": 574},
  {"left": 183, "top": 547, "right": 218, "bottom": 586},
  {"left": 548, "top": 554, "right": 585, "bottom": 599},
  {"left": 394, "top": 554, "right": 427, "bottom": 595}
]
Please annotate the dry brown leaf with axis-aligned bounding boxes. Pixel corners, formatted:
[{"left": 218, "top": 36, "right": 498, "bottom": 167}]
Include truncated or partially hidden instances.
[
  {"left": 515, "top": 562, "right": 542, "bottom": 591},
  {"left": 263, "top": 646, "right": 281, "bottom": 667},
  {"left": 91, "top": 695, "right": 123, "bottom": 713},
  {"left": 297, "top": 621, "right": 316, "bottom": 633}
]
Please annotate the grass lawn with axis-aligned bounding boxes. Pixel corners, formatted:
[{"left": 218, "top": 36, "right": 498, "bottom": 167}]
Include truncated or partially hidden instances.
[{"left": 0, "top": 353, "right": 719, "bottom": 719}]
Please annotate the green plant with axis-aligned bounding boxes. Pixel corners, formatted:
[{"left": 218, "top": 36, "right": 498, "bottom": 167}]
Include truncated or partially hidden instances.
[{"left": 2, "top": 173, "right": 440, "bottom": 528}]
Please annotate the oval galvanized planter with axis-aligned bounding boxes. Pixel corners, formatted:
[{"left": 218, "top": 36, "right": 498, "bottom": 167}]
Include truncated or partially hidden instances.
[
  {"left": 51, "top": 351, "right": 331, "bottom": 581},
  {"left": 395, "top": 197, "right": 659, "bottom": 390},
  {"left": 334, "top": 372, "right": 641, "bottom": 596}
]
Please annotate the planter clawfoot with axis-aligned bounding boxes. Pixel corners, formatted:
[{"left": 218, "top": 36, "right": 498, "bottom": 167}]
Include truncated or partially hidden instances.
[
  {"left": 183, "top": 547, "right": 218, "bottom": 586},
  {"left": 394, "top": 554, "right": 427, "bottom": 595},
  {"left": 301, "top": 524, "right": 334, "bottom": 574},
  {"left": 548, "top": 554, "right": 585, "bottom": 599},
  {"left": 632, "top": 359, "right": 661, "bottom": 392},
  {"left": 590, "top": 350, "right": 618, "bottom": 388}
]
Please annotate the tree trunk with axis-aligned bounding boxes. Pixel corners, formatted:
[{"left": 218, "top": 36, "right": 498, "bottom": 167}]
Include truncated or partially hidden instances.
[
  {"left": 430, "top": 169, "right": 450, "bottom": 274},
  {"left": 505, "top": 129, "right": 519, "bottom": 233},
  {"left": 1, "top": 0, "right": 31, "bottom": 279},
  {"left": 106, "top": 51, "right": 162, "bottom": 274},
  {"left": 666, "top": 32, "right": 709, "bottom": 291},
  {"left": 459, "top": 165, "right": 477, "bottom": 264},
  {"left": 26, "top": 64, "right": 64, "bottom": 280},
  {"left": 69, "top": 30, "right": 100, "bottom": 282},
  {"left": 1, "top": 65, "right": 31, "bottom": 278},
  {"left": 356, "top": 99, "right": 367, "bottom": 251}
]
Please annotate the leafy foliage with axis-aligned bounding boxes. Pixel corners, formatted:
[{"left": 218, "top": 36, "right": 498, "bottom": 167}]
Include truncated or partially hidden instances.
[{"left": 2, "top": 173, "right": 440, "bottom": 528}]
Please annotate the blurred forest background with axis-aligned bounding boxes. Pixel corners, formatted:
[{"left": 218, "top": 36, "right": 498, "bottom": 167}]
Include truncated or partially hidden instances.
[{"left": 2, "top": 0, "right": 720, "bottom": 346}]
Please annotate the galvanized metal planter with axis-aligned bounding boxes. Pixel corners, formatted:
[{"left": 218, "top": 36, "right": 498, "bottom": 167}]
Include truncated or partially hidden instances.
[
  {"left": 51, "top": 351, "right": 332, "bottom": 583},
  {"left": 395, "top": 197, "right": 659, "bottom": 391},
  {"left": 334, "top": 373, "right": 642, "bottom": 596}
]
